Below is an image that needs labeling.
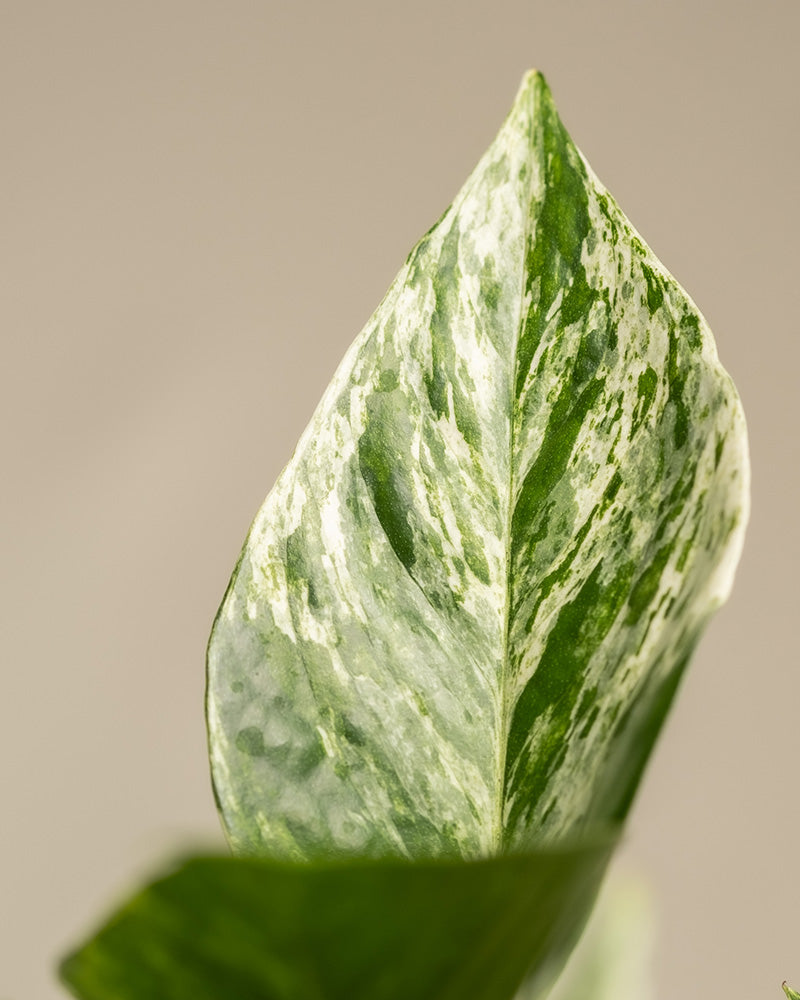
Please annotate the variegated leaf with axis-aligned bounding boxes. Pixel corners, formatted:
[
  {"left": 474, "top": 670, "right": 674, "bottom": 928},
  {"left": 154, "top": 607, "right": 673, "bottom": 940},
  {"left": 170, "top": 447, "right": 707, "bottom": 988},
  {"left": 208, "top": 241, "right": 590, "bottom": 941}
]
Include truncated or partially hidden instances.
[
  {"left": 207, "top": 70, "right": 748, "bottom": 860},
  {"left": 784, "top": 984, "right": 800, "bottom": 1000}
]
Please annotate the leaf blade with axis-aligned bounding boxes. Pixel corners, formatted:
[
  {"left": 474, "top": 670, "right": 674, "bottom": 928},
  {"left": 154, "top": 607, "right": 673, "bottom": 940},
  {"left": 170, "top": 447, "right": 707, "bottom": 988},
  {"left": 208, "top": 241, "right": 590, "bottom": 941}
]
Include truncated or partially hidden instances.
[
  {"left": 206, "top": 70, "right": 748, "bottom": 860},
  {"left": 60, "top": 839, "right": 615, "bottom": 1000}
]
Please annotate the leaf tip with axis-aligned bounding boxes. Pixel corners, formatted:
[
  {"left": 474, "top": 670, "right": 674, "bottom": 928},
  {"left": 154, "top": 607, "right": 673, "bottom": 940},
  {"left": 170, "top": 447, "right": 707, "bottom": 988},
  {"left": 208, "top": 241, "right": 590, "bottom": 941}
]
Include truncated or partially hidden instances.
[
  {"left": 520, "top": 67, "right": 546, "bottom": 85},
  {"left": 517, "top": 67, "right": 551, "bottom": 102}
]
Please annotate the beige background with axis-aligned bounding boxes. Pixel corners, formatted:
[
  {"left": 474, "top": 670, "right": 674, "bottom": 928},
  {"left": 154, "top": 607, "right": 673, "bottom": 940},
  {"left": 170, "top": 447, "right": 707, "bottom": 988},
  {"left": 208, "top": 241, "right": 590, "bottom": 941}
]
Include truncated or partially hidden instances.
[{"left": 2, "top": 1, "right": 797, "bottom": 997}]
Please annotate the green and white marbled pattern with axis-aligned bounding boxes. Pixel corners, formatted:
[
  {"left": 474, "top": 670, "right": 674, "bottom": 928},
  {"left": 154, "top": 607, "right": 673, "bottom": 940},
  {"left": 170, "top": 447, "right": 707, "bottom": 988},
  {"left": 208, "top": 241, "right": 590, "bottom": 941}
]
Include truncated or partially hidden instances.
[{"left": 207, "top": 71, "right": 749, "bottom": 860}]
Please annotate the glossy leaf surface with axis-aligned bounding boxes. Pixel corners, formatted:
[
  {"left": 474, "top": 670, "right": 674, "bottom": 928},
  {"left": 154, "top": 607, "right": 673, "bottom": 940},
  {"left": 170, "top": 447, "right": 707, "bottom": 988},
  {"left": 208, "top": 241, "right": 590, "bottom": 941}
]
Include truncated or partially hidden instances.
[
  {"left": 207, "top": 70, "right": 748, "bottom": 860},
  {"left": 60, "top": 839, "right": 613, "bottom": 1000}
]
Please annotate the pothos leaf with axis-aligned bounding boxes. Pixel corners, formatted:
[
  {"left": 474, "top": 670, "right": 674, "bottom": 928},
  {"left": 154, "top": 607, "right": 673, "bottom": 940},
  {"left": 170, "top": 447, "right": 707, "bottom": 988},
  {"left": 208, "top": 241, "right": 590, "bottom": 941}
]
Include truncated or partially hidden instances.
[
  {"left": 783, "top": 984, "right": 800, "bottom": 1000},
  {"left": 59, "top": 839, "right": 613, "bottom": 1000},
  {"left": 538, "top": 875, "right": 655, "bottom": 1000},
  {"left": 206, "top": 69, "right": 748, "bottom": 860}
]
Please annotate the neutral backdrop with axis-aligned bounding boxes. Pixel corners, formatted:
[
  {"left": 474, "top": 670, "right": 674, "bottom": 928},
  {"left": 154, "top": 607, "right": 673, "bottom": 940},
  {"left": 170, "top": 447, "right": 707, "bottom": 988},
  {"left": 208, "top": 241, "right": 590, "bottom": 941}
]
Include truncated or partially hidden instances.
[{"left": 2, "top": 2, "right": 797, "bottom": 998}]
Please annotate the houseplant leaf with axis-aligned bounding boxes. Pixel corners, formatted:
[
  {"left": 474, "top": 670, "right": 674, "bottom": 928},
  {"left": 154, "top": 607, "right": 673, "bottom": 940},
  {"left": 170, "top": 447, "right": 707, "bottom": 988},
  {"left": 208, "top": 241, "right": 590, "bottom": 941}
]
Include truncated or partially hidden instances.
[
  {"left": 538, "top": 874, "right": 655, "bottom": 1000},
  {"left": 783, "top": 985, "right": 800, "bottom": 1000},
  {"left": 60, "top": 838, "right": 613, "bottom": 1000},
  {"left": 206, "top": 69, "right": 748, "bottom": 861}
]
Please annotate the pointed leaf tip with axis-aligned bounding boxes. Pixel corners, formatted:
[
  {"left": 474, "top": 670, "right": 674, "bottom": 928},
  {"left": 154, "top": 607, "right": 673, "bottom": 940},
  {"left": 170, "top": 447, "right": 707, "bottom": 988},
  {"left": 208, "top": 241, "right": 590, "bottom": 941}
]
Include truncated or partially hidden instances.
[
  {"left": 510, "top": 69, "right": 550, "bottom": 121},
  {"left": 519, "top": 68, "right": 547, "bottom": 92}
]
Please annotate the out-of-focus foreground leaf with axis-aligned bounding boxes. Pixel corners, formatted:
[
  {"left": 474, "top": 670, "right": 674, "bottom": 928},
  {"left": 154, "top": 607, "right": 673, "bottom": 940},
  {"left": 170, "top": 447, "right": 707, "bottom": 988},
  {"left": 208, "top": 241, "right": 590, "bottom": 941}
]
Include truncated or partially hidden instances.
[
  {"left": 783, "top": 984, "right": 800, "bottom": 1000},
  {"left": 60, "top": 838, "right": 613, "bottom": 1000},
  {"left": 533, "top": 874, "right": 655, "bottom": 1000},
  {"left": 206, "top": 69, "right": 748, "bottom": 864}
]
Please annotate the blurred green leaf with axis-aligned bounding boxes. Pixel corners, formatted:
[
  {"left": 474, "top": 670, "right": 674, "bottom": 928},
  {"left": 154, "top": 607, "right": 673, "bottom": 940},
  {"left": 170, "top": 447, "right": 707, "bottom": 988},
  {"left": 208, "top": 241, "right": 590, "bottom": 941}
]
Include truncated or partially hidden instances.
[
  {"left": 783, "top": 984, "right": 800, "bottom": 1000},
  {"left": 61, "top": 838, "right": 613, "bottom": 1000},
  {"left": 537, "top": 873, "right": 655, "bottom": 1000}
]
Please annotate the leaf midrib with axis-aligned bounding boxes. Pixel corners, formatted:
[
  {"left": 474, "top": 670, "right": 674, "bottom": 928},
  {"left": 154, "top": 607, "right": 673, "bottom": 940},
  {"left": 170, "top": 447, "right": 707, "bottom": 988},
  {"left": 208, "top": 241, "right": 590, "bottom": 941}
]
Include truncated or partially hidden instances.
[{"left": 495, "top": 72, "right": 540, "bottom": 852}]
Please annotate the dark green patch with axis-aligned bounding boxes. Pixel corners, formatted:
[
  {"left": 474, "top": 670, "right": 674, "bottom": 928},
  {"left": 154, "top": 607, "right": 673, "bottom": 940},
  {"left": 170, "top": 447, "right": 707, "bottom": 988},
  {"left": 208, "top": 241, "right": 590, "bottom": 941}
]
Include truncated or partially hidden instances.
[
  {"left": 511, "top": 376, "right": 606, "bottom": 556},
  {"left": 578, "top": 703, "right": 601, "bottom": 739},
  {"left": 378, "top": 369, "right": 399, "bottom": 392},
  {"left": 573, "top": 328, "right": 605, "bottom": 383},
  {"left": 669, "top": 377, "right": 689, "bottom": 449},
  {"left": 340, "top": 715, "right": 367, "bottom": 748},
  {"left": 413, "top": 691, "right": 430, "bottom": 717},
  {"left": 599, "top": 288, "right": 619, "bottom": 353},
  {"left": 625, "top": 541, "right": 674, "bottom": 625},
  {"left": 358, "top": 402, "right": 416, "bottom": 573},
  {"left": 295, "top": 732, "right": 327, "bottom": 776},
  {"left": 540, "top": 798, "right": 557, "bottom": 825},
  {"left": 682, "top": 312, "right": 703, "bottom": 351},
  {"left": 665, "top": 311, "right": 705, "bottom": 451},
  {"left": 463, "top": 534, "right": 491, "bottom": 586},
  {"left": 631, "top": 365, "right": 658, "bottom": 436},
  {"left": 640, "top": 262, "right": 663, "bottom": 314},
  {"left": 424, "top": 218, "right": 483, "bottom": 452},
  {"left": 285, "top": 527, "right": 321, "bottom": 609},
  {"left": 520, "top": 500, "right": 600, "bottom": 635},
  {"left": 595, "top": 191, "right": 620, "bottom": 248},
  {"left": 603, "top": 469, "right": 623, "bottom": 505},
  {"left": 390, "top": 799, "right": 462, "bottom": 858},
  {"left": 714, "top": 433, "right": 726, "bottom": 470},
  {"left": 235, "top": 726, "right": 266, "bottom": 758},
  {"left": 504, "top": 556, "right": 635, "bottom": 837}
]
